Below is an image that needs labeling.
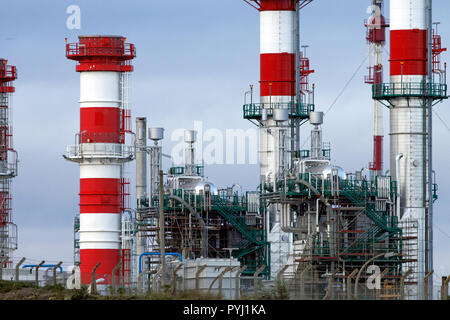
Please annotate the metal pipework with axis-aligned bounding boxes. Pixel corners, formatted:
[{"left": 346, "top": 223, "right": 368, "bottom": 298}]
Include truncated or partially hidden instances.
[
  {"left": 135, "top": 117, "right": 147, "bottom": 283},
  {"left": 149, "top": 127, "right": 164, "bottom": 202},
  {"left": 159, "top": 170, "right": 166, "bottom": 288},
  {"left": 395, "top": 153, "right": 404, "bottom": 220}
]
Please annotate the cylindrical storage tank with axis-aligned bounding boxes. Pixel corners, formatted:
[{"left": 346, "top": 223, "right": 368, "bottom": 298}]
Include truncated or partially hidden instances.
[
  {"left": 184, "top": 130, "right": 197, "bottom": 143},
  {"left": 273, "top": 108, "right": 289, "bottom": 122},
  {"left": 309, "top": 111, "right": 324, "bottom": 126},
  {"left": 149, "top": 127, "right": 164, "bottom": 142}
]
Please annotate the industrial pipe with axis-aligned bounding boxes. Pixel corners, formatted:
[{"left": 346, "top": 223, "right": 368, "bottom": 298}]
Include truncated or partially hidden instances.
[
  {"left": 169, "top": 194, "right": 208, "bottom": 257},
  {"left": 138, "top": 252, "right": 182, "bottom": 275},
  {"left": 395, "top": 153, "right": 404, "bottom": 220},
  {"left": 22, "top": 264, "right": 63, "bottom": 273}
]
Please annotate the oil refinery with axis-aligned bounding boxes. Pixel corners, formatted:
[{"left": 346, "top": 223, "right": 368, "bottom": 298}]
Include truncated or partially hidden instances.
[{"left": 0, "top": 0, "right": 449, "bottom": 301}]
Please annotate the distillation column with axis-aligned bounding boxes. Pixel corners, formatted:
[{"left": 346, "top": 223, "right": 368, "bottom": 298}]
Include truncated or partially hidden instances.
[
  {"left": 65, "top": 36, "right": 136, "bottom": 285},
  {"left": 389, "top": 0, "right": 432, "bottom": 299},
  {"left": 259, "top": 0, "right": 297, "bottom": 279},
  {"left": 0, "top": 59, "right": 18, "bottom": 267}
]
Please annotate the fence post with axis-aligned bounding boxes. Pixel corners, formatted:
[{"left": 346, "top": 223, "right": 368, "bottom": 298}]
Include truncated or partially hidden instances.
[
  {"left": 171, "top": 263, "right": 184, "bottom": 295},
  {"left": 152, "top": 268, "right": 162, "bottom": 293},
  {"left": 0, "top": 257, "right": 9, "bottom": 281},
  {"left": 276, "top": 265, "right": 289, "bottom": 284},
  {"left": 322, "top": 269, "right": 338, "bottom": 300},
  {"left": 90, "top": 262, "right": 101, "bottom": 295},
  {"left": 424, "top": 270, "right": 434, "bottom": 300},
  {"left": 346, "top": 269, "right": 359, "bottom": 300},
  {"left": 444, "top": 275, "right": 450, "bottom": 300},
  {"left": 52, "top": 261, "right": 63, "bottom": 287},
  {"left": 195, "top": 265, "right": 207, "bottom": 292},
  {"left": 35, "top": 261, "right": 45, "bottom": 287},
  {"left": 441, "top": 275, "right": 450, "bottom": 300},
  {"left": 15, "top": 257, "right": 26, "bottom": 282},
  {"left": 400, "top": 268, "right": 413, "bottom": 300},
  {"left": 111, "top": 261, "right": 122, "bottom": 295},
  {"left": 253, "top": 265, "right": 266, "bottom": 296},
  {"left": 218, "top": 266, "right": 233, "bottom": 298},
  {"left": 235, "top": 265, "right": 247, "bottom": 300}
]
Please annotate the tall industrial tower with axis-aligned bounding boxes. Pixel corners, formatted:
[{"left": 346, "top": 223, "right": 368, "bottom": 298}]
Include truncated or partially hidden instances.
[
  {"left": 65, "top": 36, "right": 136, "bottom": 285},
  {"left": 365, "top": 0, "right": 388, "bottom": 177},
  {"left": 373, "top": 0, "right": 448, "bottom": 299},
  {"left": 0, "top": 59, "right": 18, "bottom": 267},
  {"left": 243, "top": 0, "right": 314, "bottom": 278}
]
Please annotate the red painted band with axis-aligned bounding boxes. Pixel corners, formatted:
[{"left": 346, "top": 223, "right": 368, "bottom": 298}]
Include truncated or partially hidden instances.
[
  {"left": 371, "top": 136, "right": 383, "bottom": 171},
  {"left": 0, "top": 87, "right": 14, "bottom": 93},
  {"left": 260, "top": 53, "right": 295, "bottom": 96},
  {"left": 80, "top": 108, "right": 121, "bottom": 143},
  {"left": 79, "top": 249, "right": 120, "bottom": 285},
  {"left": 76, "top": 64, "right": 133, "bottom": 72},
  {"left": 259, "top": 0, "right": 296, "bottom": 11},
  {"left": 80, "top": 178, "right": 121, "bottom": 213},
  {"left": 390, "top": 29, "right": 427, "bottom": 76}
]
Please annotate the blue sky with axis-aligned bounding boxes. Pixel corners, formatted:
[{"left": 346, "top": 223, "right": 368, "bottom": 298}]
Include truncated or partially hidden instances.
[{"left": 1, "top": 0, "right": 450, "bottom": 288}]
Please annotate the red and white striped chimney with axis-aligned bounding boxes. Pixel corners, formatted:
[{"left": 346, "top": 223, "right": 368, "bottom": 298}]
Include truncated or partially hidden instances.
[{"left": 66, "top": 36, "right": 135, "bottom": 285}]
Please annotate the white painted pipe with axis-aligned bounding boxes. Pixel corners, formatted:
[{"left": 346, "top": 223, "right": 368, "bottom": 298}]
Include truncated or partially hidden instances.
[{"left": 396, "top": 153, "right": 404, "bottom": 220}]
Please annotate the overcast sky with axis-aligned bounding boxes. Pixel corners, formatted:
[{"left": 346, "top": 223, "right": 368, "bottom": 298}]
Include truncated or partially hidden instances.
[{"left": 1, "top": 0, "right": 450, "bottom": 288}]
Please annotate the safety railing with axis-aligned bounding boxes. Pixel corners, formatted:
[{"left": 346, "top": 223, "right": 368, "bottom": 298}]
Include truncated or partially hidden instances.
[
  {"left": 243, "top": 102, "right": 314, "bottom": 120},
  {"left": 66, "top": 42, "right": 136, "bottom": 60},
  {"left": 372, "top": 82, "right": 448, "bottom": 100},
  {"left": 66, "top": 143, "right": 135, "bottom": 160}
]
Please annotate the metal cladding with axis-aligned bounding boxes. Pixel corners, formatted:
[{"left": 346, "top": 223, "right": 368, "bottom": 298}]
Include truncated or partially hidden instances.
[
  {"left": 386, "top": 0, "right": 439, "bottom": 299},
  {"left": 66, "top": 35, "right": 135, "bottom": 285},
  {"left": 0, "top": 59, "right": 18, "bottom": 266},
  {"left": 260, "top": 1, "right": 296, "bottom": 101}
]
